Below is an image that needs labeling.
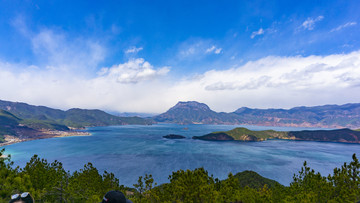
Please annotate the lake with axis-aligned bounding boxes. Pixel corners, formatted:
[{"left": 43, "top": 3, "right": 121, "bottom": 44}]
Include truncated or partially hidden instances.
[{"left": 2, "top": 124, "right": 360, "bottom": 187}]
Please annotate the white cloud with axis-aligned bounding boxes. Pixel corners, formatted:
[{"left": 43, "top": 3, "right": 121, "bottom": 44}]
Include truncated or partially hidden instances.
[
  {"left": 251, "top": 28, "right": 264, "bottom": 39},
  {"left": 181, "top": 47, "right": 196, "bottom": 56},
  {"left": 205, "top": 45, "right": 222, "bottom": 54},
  {"left": 99, "top": 58, "right": 170, "bottom": 84},
  {"left": 301, "top": 16, "right": 324, "bottom": 30},
  {"left": 125, "top": 46, "right": 143, "bottom": 54},
  {"left": 331, "top": 21, "right": 357, "bottom": 32},
  {"left": 205, "top": 45, "right": 216, "bottom": 53},
  {"left": 214, "top": 48, "right": 222, "bottom": 54}
]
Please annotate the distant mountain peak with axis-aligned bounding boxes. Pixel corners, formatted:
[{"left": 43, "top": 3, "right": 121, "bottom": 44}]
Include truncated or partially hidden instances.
[{"left": 169, "top": 101, "right": 211, "bottom": 111}]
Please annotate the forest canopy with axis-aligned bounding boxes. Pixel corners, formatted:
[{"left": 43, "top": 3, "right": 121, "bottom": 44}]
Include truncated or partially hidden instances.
[{"left": 1, "top": 148, "right": 360, "bottom": 202}]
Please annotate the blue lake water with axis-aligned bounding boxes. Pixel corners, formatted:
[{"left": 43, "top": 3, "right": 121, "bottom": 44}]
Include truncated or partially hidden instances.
[{"left": 1, "top": 124, "right": 360, "bottom": 187}]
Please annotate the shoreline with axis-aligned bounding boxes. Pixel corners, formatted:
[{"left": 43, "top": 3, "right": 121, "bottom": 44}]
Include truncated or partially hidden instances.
[{"left": 0, "top": 130, "right": 91, "bottom": 147}]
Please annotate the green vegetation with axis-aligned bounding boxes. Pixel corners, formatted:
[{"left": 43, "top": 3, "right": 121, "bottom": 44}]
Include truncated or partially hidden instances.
[
  {"left": 1, "top": 148, "right": 360, "bottom": 202},
  {"left": 195, "top": 127, "right": 360, "bottom": 143},
  {"left": 222, "top": 127, "right": 289, "bottom": 141},
  {"left": 20, "top": 119, "right": 69, "bottom": 131},
  {"left": 194, "top": 127, "right": 290, "bottom": 141},
  {"left": 233, "top": 170, "right": 281, "bottom": 189}
]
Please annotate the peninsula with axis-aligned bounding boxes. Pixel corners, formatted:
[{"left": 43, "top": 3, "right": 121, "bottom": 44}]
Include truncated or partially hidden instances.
[
  {"left": 193, "top": 127, "right": 360, "bottom": 144},
  {"left": 0, "top": 100, "right": 154, "bottom": 146}
]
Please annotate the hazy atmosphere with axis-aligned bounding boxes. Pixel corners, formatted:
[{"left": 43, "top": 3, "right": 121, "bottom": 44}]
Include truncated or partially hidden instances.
[{"left": 1, "top": 0, "right": 359, "bottom": 113}]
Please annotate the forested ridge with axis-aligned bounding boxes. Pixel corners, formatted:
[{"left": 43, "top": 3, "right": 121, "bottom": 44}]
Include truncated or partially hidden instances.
[{"left": 1, "top": 148, "right": 360, "bottom": 202}]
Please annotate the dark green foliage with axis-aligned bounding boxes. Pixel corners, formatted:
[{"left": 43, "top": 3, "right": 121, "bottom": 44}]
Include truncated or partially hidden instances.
[
  {"left": 194, "top": 127, "right": 289, "bottom": 141},
  {"left": 289, "top": 128, "right": 360, "bottom": 143},
  {"left": 2, "top": 148, "right": 360, "bottom": 202},
  {"left": 0, "top": 149, "right": 127, "bottom": 202},
  {"left": 233, "top": 170, "right": 281, "bottom": 188}
]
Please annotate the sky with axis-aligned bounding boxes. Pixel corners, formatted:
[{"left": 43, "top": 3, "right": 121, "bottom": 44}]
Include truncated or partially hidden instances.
[{"left": 0, "top": 0, "right": 360, "bottom": 113}]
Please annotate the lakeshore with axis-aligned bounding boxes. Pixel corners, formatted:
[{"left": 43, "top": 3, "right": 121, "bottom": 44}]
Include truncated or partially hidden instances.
[{"left": 0, "top": 130, "right": 91, "bottom": 147}]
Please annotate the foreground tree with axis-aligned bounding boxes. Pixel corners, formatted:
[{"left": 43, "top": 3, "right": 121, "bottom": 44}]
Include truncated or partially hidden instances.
[{"left": 2, "top": 148, "right": 360, "bottom": 202}]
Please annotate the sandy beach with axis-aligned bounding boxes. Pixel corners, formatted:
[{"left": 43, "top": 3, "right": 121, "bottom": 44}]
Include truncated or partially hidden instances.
[{"left": 0, "top": 130, "right": 91, "bottom": 147}]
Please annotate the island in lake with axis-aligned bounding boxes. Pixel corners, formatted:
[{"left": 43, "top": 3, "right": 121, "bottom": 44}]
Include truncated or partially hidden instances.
[
  {"left": 163, "top": 134, "right": 186, "bottom": 139},
  {"left": 193, "top": 127, "right": 360, "bottom": 144}
]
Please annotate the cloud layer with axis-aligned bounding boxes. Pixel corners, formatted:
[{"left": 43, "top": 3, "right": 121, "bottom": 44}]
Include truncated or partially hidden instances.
[{"left": 1, "top": 49, "right": 360, "bottom": 113}]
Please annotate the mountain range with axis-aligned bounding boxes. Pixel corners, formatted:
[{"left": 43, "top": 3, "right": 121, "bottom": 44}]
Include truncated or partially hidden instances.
[
  {"left": 2, "top": 99, "right": 360, "bottom": 144},
  {"left": 153, "top": 101, "right": 360, "bottom": 128},
  {"left": 0, "top": 99, "right": 153, "bottom": 143}
]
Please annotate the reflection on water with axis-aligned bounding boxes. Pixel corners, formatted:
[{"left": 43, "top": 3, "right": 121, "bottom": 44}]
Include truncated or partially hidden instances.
[{"left": 1, "top": 124, "right": 358, "bottom": 186}]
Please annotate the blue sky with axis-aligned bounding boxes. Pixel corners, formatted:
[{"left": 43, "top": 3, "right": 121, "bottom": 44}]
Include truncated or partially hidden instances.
[{"left": 0, "top": 0, "right": 360, "bottom": 113}]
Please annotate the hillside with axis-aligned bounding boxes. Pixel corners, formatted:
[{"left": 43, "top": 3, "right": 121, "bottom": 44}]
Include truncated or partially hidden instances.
[
  {"left": 0, "top": 99, "right": 154, "bottom": 144},
  {"left": 288, "top": 129, "right": 360, "bottom": 143},
  {"left": 0, "top": 110, "right": 20, "bottom": 141},
  {"left": 0, "top": 110, "right": 47, "bottom": 144},
  {"left": 62, "top": 108, "right": 153, "bottom": 128},
  {"left": 0, "top": 99, "right": 154, "bottom": 128},
  {"left": 193, "top": 127, "right": 290, "bottom": 141},
  {"left": 193, "top": 127, "right": 360, "bottom": 144},
  {"left": 154, "top": 101, "right": 360, "bottom": 128}
]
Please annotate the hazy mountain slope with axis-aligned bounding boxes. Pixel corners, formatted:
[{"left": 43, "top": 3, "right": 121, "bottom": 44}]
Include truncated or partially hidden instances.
[
  {"left": 0, "top": 99, "right": 154, "bottom": 128},
  {"left": 153, "top": 101, "right": 239, "bottom": 124},
  {"left": 63, "top": 108, "right": 153, "bottom": 128},
  {"left": 154, "top": 101, "right": 360, "bottom": 128},
  {"left": 233, "top": 103, "right": 360, "bottom": 128}
]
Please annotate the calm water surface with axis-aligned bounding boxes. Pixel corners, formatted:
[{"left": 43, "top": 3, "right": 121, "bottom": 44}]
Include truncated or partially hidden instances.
[{"left": 2, "top": 124, "right": 360, "bottom": 186}]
